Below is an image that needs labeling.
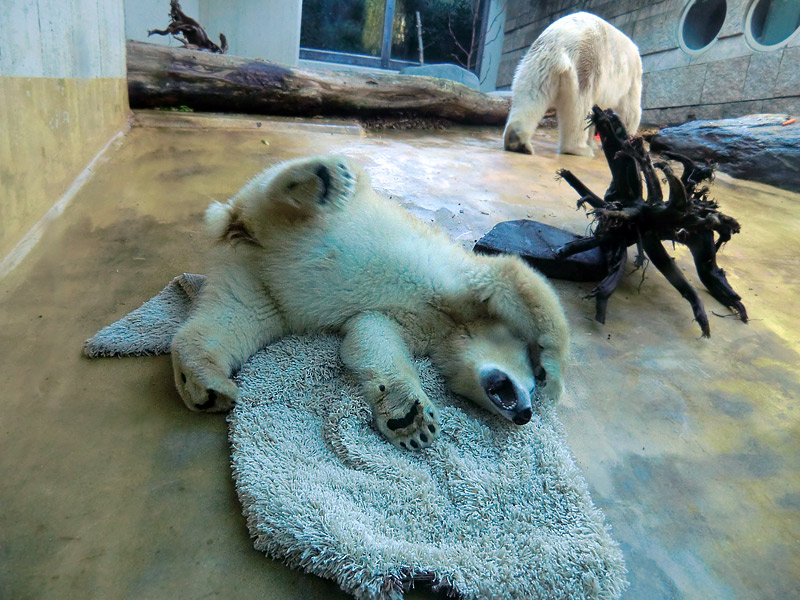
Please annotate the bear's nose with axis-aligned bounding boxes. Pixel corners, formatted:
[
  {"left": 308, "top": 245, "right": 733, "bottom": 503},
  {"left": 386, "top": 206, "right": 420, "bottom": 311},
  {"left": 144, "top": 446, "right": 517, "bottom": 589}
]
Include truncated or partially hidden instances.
[{"left": 513, "top": 408, "right": 532, "bottom": 425}]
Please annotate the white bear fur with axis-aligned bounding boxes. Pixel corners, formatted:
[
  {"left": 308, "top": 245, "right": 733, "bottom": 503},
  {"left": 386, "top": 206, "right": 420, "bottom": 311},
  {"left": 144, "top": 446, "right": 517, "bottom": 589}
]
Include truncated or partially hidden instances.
[
  {"left": 504, "top": 11, "right": 642, "bottom": 157},
  {"left": 171, "top": 155, "right": 569, "bottom": 450}
]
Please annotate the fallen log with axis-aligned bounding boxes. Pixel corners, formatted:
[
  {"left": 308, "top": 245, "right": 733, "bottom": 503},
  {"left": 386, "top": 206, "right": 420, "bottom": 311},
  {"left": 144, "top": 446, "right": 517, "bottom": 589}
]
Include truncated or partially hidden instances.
[{"left": 126, "top": 40, "right": 510, "bottom": 125}]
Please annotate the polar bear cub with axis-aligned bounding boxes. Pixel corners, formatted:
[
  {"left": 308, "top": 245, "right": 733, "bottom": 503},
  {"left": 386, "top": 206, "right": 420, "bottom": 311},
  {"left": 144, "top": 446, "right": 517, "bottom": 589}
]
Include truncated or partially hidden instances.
[
  {"left": 504, "top": 11, "right": 642, "bottom": 157},
  {"left": 171, "top": 155, "right": 568, "bottom": 450}
]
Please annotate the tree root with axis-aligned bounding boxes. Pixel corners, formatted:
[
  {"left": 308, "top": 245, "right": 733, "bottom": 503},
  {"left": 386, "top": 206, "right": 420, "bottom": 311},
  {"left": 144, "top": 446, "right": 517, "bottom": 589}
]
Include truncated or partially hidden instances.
[
  {"left": 555, "top": 106, "right": 747, "bottom": 336},
  {"left": 148, "top": 0, "right": 227, "bottom": 53}
]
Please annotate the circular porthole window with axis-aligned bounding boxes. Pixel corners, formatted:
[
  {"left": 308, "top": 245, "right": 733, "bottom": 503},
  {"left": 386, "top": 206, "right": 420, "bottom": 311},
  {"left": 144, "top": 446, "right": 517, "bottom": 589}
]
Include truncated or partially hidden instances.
[
  {"left": 679, "top": 0, "right": 728, "bottom": 53},
  {"left": 745, "top": 0, "right": 800, "bottom": 50}
]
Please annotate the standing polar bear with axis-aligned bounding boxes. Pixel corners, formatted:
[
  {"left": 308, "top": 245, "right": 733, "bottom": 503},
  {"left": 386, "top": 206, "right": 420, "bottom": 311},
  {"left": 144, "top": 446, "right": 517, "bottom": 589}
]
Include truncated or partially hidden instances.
[
  {"left": 171, "top": 155, "right": 569, "bottom": 450},
  {"left": 504, "top": 12, "right": 642, "bottom": 157}
]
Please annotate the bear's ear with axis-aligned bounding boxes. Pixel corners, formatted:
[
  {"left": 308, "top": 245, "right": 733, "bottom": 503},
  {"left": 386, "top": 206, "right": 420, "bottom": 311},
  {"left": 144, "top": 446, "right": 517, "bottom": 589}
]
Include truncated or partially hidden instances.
[{"left": 204, "top": 201, "right": 259, "bottom": 245}]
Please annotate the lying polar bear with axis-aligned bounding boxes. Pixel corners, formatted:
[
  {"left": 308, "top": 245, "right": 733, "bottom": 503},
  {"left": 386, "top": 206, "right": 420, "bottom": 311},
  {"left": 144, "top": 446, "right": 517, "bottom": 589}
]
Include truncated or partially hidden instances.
[
  {"left": 171, "top": 155, "right": 568, "bottom": 450},
  {"left": 504, "top": 11, "right": 642, "bottom": 157}
]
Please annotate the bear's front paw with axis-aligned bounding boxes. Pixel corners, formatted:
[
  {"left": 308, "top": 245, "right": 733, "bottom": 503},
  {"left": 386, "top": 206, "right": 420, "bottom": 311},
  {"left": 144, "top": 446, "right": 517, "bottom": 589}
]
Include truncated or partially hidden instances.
[
  {"left": 534, "top": 358, "right": 564, "bottom": 406},
  {"left": 374, "top": 393, "right": 441, "bottom": 451},
  {"left": 534, "top": 373, "right": 564, "bottom": 406},
  {"left": 171, "top": 350, "right": 239, "bottom": 413},
  {"left": 504, "top": 128, "right": 534, "bottom": 155}
]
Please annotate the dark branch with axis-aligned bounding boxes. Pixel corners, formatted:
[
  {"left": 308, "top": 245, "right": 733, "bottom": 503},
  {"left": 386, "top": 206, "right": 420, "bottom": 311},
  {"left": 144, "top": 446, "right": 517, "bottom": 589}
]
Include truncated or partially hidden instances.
[
  {"left": 556, "top": 169, "right": 605, "bottom": 208},
  {"left": 556, "top": 235, "right": 608, "bottom": 259},
  {"left": 685, "top": 230, "right": 748, "bottom": 322},
  {"left": 654, "top": 162, "right": 689, "bottom": 214},
  {"left": 660, "top": 151, "right": 715, "bottom": 192},
  {"left": 148, "top": 0, "right": 227, "bottom": 53},
  {"left": 642, "top": 234, "right": 710, "bottom": 337},
  {"left": 588, "top": 243, "right": 628, "bottom": 324}
]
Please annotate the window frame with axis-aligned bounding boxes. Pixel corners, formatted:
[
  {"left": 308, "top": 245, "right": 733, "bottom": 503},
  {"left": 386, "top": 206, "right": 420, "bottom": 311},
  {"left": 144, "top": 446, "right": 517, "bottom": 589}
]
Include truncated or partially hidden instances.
[
  {"left": 298, "top": 0, "right": 492, "bottom": 72},
  {"left": 744, "top": 0, "right": 800, "bottom": 51},
  {"left": 677, "top": 0, "right": 728, "bottom": 55}
]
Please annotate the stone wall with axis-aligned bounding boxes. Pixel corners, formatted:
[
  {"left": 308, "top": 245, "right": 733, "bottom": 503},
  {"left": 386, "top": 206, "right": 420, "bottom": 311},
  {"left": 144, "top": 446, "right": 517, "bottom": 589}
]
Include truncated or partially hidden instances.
[
  {"left": 0, "top": 0, "right": 129, "bottom": 263},
  {"left": 498, "top": 0, "right": 800, "bottom": 126}
]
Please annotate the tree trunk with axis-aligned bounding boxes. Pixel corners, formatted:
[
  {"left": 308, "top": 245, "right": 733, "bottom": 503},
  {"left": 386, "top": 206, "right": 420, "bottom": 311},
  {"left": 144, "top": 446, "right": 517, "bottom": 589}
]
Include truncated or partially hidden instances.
[{"left": 126, "top": 40, "right": 510, "bottom": 125}]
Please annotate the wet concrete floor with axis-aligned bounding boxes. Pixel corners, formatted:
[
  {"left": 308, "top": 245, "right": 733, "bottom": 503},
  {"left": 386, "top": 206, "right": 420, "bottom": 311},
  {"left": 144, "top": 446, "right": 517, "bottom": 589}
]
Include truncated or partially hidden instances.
[{"left": 1, "top": 111, "right": 798, "bottom": 599}]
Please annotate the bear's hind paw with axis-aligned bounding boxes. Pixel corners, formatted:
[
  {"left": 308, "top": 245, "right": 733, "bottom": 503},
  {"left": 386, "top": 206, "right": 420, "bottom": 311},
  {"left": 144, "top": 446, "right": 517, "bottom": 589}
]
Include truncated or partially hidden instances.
[
  {"left": 172, "top": 352, "right": 238, "bottom": 413},
  {"left": 376, "top": 398, "right": 441, "bottom": 451},
  {"left": 282, "top": 157, "right": 357, "bottom": 212}
]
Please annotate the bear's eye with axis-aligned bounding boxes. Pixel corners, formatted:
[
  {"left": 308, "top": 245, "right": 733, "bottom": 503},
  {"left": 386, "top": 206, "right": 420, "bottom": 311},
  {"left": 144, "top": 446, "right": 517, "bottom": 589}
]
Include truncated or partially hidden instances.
[{"left": 287, "top": 181, "right": 299, "bottom": 191}]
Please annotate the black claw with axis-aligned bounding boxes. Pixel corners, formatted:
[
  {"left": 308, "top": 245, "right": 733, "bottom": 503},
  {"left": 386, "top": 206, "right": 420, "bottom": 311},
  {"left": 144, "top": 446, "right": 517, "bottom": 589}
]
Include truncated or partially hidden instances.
[
  {"left": 181, "top": 373, "right": 187, "bottom": 384},
  {"left": 410, "top": 439, "right": 419, "bottom": 449},
  {"left": 428, "top": 424, "right": 436, "bottom": 433},
  {"left": 420, "top": 433, "right": 428, "bottom": 443}
]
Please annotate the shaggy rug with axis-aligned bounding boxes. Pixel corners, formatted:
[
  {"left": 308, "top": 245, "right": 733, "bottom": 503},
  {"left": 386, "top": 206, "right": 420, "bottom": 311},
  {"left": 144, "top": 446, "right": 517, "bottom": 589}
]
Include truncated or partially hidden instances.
[{"left": 85, "top": 274, "right": 628, "bottom": 600}]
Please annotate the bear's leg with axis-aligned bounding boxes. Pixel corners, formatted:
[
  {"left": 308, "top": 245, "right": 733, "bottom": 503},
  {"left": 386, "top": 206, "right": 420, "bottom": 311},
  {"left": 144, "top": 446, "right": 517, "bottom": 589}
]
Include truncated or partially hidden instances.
[
  {"left": 555, "top": 70, "right": 594, "bottom": 157},
  {"left": 472, "top": 256, "right": 569, "bottom": 404},
  {"left": 616, "top": 80, "right": 642, "bottom": 138},
  {"left": 171, "top": 268, "right": 285, "bottom": 412},
  {"left": 340, "top": 311, "right": 441, "bottom": 450}
]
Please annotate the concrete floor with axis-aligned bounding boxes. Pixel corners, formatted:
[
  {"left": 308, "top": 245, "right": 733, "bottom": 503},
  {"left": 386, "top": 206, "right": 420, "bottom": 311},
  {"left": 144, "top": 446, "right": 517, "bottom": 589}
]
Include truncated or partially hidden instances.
[{"left": 1, "top": 111, "right": 798, "bottom": 600}]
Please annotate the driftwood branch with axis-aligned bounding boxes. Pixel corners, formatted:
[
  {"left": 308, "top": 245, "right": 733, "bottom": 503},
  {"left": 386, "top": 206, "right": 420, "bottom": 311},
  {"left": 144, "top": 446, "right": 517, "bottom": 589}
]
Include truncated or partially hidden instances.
[
  {"left": 555, "top": 107, "right": 747, "bottom": 337},
  {"left": 148, "top": 0, "right": 227, "bottom": 53},
  {"left": 126, "top": 40, "right": 510, "bottom": 125}
]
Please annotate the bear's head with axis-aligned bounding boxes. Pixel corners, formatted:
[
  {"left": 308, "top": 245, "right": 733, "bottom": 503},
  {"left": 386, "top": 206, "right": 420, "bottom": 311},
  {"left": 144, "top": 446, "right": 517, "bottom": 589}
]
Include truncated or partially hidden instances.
[{"left": 432, "top": 319, "right": 549, "bottom": 425}]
